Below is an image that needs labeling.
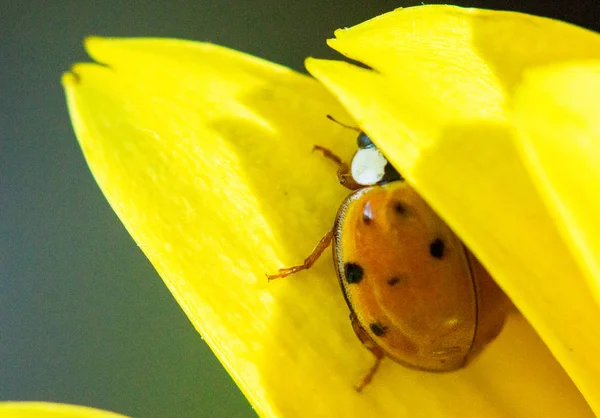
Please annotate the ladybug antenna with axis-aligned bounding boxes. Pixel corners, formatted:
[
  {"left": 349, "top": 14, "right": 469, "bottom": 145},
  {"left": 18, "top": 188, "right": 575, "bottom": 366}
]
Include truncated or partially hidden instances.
[{"left": 326, "top": 114, "right": 361, "bottom": 132}]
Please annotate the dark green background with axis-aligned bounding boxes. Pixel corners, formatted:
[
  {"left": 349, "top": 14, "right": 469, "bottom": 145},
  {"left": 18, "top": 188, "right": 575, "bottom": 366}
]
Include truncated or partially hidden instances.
[{"left": 2, "top": 1, "right": 598, "bottom": 417}]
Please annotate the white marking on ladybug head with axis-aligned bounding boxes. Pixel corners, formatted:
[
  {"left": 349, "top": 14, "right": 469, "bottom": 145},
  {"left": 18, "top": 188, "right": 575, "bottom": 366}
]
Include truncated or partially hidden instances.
[{"left": 351, "top": 147, "right": 388, "bottom": 186}]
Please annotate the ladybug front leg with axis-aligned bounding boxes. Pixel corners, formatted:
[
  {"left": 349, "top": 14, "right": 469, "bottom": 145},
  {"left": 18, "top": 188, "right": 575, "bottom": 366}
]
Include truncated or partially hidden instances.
[
  {"left": 313, "top": 145, "right": 362, "bottom": 191},
  {"left": 350, "top": 312, "right": 385, "bottom": 392},
  {"left": 266, "top": 229, "right": 333, "bottom": 281}
]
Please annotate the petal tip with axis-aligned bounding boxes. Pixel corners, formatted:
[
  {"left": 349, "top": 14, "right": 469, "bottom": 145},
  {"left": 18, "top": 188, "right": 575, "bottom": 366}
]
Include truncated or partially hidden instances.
[
  {"left": 61, "top": 70, "right": 80, "bottom": 88},
  {"left": 325, "top": 37, "right": 339, "bottom": 50},
  {"left": 330, "top": 29, "right": 346, "bottom": 40},
  {"left": 303, "top": 56, "right": 320, "bottom": 72},
  {"left": 304, "top": 57, "right": 341, "bottom": 79},
  {"left": 83, "top": 35, "right": 103, "bottom": 50},
  {"left": 83, "top": 36, "right": 119, "bottom": 61}
]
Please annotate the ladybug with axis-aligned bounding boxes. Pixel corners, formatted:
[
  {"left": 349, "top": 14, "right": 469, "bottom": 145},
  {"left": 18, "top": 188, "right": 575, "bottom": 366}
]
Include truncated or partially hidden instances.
[{"left": 268, "top": 118, "right": 511, "bottom": 391}]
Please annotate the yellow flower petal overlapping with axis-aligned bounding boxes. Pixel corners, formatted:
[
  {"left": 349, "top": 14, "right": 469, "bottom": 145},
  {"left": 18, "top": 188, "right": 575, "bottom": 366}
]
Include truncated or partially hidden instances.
[
  {"left": 514, "top": 61, "right": 600, "bottom": 305},
  {"left": 305, "top": 6, "right": 600, "bottom": 413},
  {"left": 60, "top": 5, "right": 599, "bottom": 417}
]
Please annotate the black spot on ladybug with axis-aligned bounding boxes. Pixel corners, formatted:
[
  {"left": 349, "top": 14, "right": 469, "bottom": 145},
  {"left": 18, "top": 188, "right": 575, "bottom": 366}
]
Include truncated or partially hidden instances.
[
  {"left": 429, "top": 238, "right": 445, "bottom": 259},
  {"left": 393, "top": 201, "right": 409, "bottom": 216},
  {"left": 362, "top": 201, "right": 373, "bottom": 224},
  {"left": 344, "top": 263, "right": 364, "bottom": 284},
  {"left": 387, "top": 276, "right": 401, "bottom": 286},
  {"left": 369, "top": 322, "right": 388, "bottom": 337}
]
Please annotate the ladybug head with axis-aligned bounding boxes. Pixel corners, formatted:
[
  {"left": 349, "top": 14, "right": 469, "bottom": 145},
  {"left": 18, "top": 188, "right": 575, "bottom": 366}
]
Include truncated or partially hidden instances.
[
  {"left": 325, "top": 115, "right": 403, "bottom": 186},
  {"left": 351, "top": 132, "right": 402, "bottom": 186},
  {"left": 356, "top": 132, "right": 373, "bottom": 149}
]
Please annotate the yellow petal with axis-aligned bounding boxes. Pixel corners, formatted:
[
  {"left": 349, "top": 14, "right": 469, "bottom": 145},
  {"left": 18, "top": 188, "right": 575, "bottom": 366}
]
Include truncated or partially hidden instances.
[
  {"left": 514, "top": 61, "right": 600, "bottom": 303},
  {"left": 306, "top": 5, "right": 600, "bottom": 414},
  {"left": 0, "top": 402, "right": 128, "bottom": 418},
  {"left": 64, "top": 36, "right": 353, "bottom": 417},
  {"left": 63, "top": 35, "right": 592, "bottom": 416}
]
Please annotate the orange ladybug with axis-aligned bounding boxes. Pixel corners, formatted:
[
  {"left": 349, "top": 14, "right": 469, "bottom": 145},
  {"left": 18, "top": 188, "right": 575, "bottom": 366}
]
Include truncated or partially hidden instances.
[{"left": 268, "top": 119, "right": 512, "bottom": 391}]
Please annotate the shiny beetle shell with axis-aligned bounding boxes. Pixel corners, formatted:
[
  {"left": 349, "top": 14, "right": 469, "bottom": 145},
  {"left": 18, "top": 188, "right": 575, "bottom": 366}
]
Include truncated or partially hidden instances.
[{"left": 333, "top": 182, "right": 478, "bottom": 370}]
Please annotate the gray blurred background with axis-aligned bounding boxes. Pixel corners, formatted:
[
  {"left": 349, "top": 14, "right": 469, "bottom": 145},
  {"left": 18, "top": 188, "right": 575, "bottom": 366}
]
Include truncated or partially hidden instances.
[{"left": 1, "top": 1, "right": 599, "bottom": 417}]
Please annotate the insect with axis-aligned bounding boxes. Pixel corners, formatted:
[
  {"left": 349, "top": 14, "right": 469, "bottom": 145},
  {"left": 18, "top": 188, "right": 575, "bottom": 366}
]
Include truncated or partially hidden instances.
[{"left": 268, "top": 117, "right": 511, "bottom": 391}]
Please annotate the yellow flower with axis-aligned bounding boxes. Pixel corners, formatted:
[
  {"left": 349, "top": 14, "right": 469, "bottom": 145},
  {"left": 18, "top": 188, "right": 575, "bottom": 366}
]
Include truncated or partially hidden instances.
[
  {"left": 0, "top": 402, "right": 128, "bottom": 417},
  {"left": 59, "top": 5, "right": 599, "bottom": 417}
]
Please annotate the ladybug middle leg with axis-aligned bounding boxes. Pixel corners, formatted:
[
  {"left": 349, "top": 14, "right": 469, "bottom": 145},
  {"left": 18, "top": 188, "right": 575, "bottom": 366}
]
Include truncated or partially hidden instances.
[{"left": 266, "top": 229, "right": 333, "bottom": 281}]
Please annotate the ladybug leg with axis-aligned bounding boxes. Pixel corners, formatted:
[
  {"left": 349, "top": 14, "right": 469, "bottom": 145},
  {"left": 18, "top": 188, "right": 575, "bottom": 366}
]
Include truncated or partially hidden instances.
[
  {"left": 350, "top": 312, "right": 385, "bottom": 392},
  {"left": 266, "top": 229, "right": 333, "bottom": 281},
  {"left": 313, "top": 145, "right": 363, "bottom": 191},
  {"left": 313, "top": 144, "right": 343, "bottom": 165},
  {"left": 356, "top": 355, "right": 383, "bottom": 393}
]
